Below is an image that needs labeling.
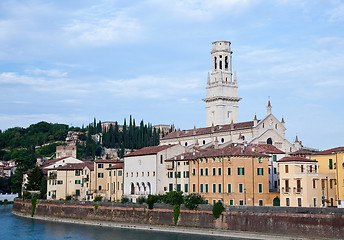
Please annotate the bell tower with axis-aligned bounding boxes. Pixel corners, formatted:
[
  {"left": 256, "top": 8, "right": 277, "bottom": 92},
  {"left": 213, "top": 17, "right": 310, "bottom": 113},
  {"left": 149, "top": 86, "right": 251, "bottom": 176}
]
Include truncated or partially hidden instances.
[{"left": 203, "top": 41, "right": 241, "bottom": 127}]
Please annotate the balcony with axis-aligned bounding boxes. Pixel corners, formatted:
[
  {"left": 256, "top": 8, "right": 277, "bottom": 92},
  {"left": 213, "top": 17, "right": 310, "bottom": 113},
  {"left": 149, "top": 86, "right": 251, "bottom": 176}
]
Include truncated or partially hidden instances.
[
  {"left": 281, "top": 187, "right": 290, "bottom": 194},
  {"left": 293, "top": 187, "right": 303, "bottom": 194}
]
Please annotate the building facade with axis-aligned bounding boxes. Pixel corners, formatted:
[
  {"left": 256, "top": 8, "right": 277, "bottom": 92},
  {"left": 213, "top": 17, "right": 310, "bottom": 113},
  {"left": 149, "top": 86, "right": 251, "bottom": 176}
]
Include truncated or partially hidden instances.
[
  {"left": 123, "top": 145, "right": 186, "bottom": 202},
  {"left": 278, "top": 156, "right": 336, "bottom": 207}
]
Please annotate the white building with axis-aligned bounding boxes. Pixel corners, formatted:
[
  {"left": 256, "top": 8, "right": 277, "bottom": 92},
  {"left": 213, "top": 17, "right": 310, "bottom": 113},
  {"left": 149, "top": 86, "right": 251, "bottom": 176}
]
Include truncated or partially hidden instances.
[
  {"left": 160, "top": 41, "right": 301, "bottom": 154},
  {"left": 123, "top": 144, "right": 186, "bottom": 202}
]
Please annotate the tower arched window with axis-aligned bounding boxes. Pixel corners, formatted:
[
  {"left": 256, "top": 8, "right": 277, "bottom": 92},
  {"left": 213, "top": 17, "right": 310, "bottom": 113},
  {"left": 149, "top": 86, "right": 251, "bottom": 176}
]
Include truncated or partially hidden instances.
[
  {"left": 219, "top": 61, "right": 222, "bottom": 70},
  {"left": 214, "top": 57, "right": 217, "bottom": 70},
  {"left": 185, "top": 142, "right": 188, "bottom": 146},
  {"left": 267, "top": 138, "right": 272, "bottom": 145},
  {"left": 225, "top": 56, "right": 228, "bottom": 69}
]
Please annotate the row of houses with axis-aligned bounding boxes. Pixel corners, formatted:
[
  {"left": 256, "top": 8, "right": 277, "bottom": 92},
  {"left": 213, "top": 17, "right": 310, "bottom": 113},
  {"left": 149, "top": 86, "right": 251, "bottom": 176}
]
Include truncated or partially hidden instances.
[{"left": 37, "top": 143, "right": 344, "bottom": 208}]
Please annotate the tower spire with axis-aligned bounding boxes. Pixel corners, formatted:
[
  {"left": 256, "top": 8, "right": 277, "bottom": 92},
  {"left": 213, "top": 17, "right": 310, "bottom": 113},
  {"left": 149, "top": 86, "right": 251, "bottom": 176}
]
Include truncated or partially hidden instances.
[{"left": 267, "top": 100, "right": 272, "bottom": 115}]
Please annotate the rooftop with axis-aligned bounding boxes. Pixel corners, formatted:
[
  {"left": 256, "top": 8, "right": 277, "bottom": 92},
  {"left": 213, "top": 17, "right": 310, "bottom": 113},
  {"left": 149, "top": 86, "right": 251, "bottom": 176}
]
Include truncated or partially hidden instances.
[{"left": 124, "top": 145, "right": 176, "bottom": 157}]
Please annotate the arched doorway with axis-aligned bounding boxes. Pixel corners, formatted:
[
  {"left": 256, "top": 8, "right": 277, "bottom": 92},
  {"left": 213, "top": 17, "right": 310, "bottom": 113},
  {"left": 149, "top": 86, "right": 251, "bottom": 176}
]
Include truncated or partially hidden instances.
[
  {"left": 131, "top": 183, "right": 135, "bottom": 195},
  {"left": 273, "top": 197, "right": 280, "bottom": 206},
  {"left": 267, "top": 138, "right": 273, "bottom": 145}
]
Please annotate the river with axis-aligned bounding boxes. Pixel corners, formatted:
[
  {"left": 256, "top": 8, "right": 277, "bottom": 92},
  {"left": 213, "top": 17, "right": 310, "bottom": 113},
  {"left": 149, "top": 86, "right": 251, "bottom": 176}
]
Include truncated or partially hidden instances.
[{"left": 1, "top": 205, "right": 248, "bottom": 240}]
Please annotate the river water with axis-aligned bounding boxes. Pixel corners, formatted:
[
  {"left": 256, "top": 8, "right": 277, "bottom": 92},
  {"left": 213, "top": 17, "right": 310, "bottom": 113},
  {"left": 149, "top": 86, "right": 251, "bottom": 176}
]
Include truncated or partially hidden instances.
[{"left": 1, "top": 205, "right": 247, "bottom": 240}]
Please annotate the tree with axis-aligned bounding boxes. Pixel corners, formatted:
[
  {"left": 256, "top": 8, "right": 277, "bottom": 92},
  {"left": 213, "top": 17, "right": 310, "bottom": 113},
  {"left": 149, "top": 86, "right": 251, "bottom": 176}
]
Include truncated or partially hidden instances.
[
  {"left": 26, "top": 166, "right": 44, "bottom": 191},
  {"left": 39, "top": 176, "right": 47, "bottom": 199},
  {"left": 184, "top": 193, "right": 206, "bottom": 210}
]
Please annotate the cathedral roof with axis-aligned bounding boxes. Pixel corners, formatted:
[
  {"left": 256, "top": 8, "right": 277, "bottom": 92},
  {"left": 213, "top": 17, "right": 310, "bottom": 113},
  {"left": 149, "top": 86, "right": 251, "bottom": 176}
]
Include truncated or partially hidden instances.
[{"left": 162, "top": 120, "right": 259, "bottom": 140}]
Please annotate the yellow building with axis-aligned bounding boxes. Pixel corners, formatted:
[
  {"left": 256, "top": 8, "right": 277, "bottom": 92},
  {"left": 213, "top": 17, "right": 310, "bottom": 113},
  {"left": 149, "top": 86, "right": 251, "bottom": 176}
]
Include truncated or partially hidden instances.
[
  {"left": 106, "top": 161, "right": 124, "bottom": 202},
  {"left": 47, "top": 161, "right": 94, "bottom": 201},
  {"left": 182, "top": 146, "right": 271, "bottom": 206},
  {"left": 278, "top": 156, "right": 336, "bottom": 207},
  {"left": 93, "top": 159, "right": 120, "bottom": 201},
  {"left": 311, "top": 147, "right": 344, "bottom": 208}
]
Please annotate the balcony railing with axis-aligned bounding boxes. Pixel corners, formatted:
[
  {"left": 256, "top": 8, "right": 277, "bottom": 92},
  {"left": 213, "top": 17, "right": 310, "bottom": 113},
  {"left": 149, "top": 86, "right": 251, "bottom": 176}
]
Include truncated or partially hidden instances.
[
  {"left": 281, "top": 187, "right": 290, "bottom": 194},
  {"left": 293, "top": 187, "right": 303, "bottom": 194}
]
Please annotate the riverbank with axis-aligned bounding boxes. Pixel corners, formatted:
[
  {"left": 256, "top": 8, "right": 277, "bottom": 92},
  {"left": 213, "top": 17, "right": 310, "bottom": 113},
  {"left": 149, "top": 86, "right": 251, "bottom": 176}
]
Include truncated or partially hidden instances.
[
  {"left": 12, "top": 199, "right": 344, "bottom": 239},
  {"left": 13, "top": 211, "right": 318, "bottom": 240}
]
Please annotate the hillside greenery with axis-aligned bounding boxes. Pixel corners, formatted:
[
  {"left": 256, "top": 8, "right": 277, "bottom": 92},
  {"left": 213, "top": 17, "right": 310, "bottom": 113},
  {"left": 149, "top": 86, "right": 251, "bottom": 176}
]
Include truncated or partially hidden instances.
[{"left": 0, "top": 117, "right": 166, "bottom": 193}]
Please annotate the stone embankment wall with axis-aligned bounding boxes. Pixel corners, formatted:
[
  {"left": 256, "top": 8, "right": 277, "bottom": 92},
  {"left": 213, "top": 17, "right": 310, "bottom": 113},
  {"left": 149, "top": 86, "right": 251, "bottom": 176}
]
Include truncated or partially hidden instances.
[{"left": 13, "top": 199, "right": 344, "bottom": 239}]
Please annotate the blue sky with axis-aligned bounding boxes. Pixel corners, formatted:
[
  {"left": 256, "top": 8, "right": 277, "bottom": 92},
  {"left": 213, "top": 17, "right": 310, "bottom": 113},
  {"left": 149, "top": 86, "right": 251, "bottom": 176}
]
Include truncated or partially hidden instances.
[{"left": 0, "top": 0, "right": 343, "bottom": 150}]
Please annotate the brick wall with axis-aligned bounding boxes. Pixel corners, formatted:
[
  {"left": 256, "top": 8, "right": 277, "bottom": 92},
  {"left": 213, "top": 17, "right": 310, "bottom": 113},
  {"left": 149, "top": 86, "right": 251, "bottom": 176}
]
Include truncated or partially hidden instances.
[{"left": 13, "top": 199, "right": 344, "bottom": 239}]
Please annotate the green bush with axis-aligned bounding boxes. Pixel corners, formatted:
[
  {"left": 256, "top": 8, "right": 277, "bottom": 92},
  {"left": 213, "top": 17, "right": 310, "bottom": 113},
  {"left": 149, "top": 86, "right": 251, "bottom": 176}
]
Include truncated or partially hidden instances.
[
  {"left": 173, "top": 204, "right": 180, "bottom": 224},
  {"left": 65, "top": 195, "right": 72, "bottom": 201},
  {"left": 212, "top": 201, "right": 225, "bottom": 219},
  {"left": 184, "top": 193, "right": 206, "bottom": 210},
  {"left": 137, "top": 196, "right": 146, "bottom": 204},
  {"left": 94, "top": 202, "right": 99, "bottom": 210},
  {"left": 31, "top": 196, "right": 38, "bottom": 217},
  {"left": 121, "top": 196, "right": 129, "bottom": 203},
  {"left": 94, "top": 195, "right": 103, "bottom": 202},
  {"left": 23, "top": 191, "right": 32, "bottom": 200},
  {"left": 165, "top": 191, "right": 184, "bottom": 205},
  {"left": 146, "top": 195, "right": 158, "bottom": 209}
]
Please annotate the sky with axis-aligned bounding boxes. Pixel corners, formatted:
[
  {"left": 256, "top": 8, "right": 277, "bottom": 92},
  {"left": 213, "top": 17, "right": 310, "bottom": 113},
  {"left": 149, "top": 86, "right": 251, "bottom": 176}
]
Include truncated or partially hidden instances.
[{"left": 0, "top": 0, "right": 343, "bottom": 150}]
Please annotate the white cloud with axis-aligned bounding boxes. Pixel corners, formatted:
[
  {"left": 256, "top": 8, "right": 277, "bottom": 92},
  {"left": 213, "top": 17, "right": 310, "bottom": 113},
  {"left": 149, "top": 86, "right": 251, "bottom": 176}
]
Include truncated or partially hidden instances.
[
  {"left": 326, "top": 2, "right": 344, "bottom": 22},
  {"left": 26, "top": 68, "right": 68, "bottom": 78}
]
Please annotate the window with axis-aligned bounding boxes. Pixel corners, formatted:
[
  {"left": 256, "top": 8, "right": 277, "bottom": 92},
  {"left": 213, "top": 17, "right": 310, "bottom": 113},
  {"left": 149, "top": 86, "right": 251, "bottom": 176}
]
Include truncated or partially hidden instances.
[
  {"left": 329, "top": 159, "right": 333, "bottom": 170},
  {"left": 185, "top": 184, "right": 188, "bottom": 193},
  {"left": 118, "top": 170, "right": 122, "bottom": 176},
  {"left": 153, "top": 171, "right": 155, "bottom": 176},
  {"left": 200, "top": 184, "right": 204, "bottom": 193},
  {"left": 259, "top": 200, "right": 263, "bottom": 206},
  {"left": 98, "top": 164, "right": 103, "bottom": 169},
  {"left": 228, "top": 184, "right": 232, "bottom": 193},
  {"left": 330, "top": 179, "right": 333, "bottom": 189},
  {"left": 239, "top": 200, "right": 244, "bottom": 205},
  {"left": 75, "top": 170, "right": 81, "bottom": 176},
  {"left": 213, "top": 184, "right": 216, "bottom": 193},
  {"left": 313, "top": 198, "right": 317, "bottom": 207},
  {"left": 57, "top": 180, "right": 63, "bottom": 184},
  {"left": 75, "top": 180, "right": 81, "bottom": 184},
  {"left": 301, "top": 165, "right": 304, "bottom": 173},
  {"left": 298, "top": 198, "right": 302, "bottom": 207},
  {"left": 160, "top": 155, "right": 163, "bottom": 164},
  {"left": 274, "top": 168, "right": 277, "bottom": 174},
  {"left": 177, "top": 184, "right": 181, "bottom": 192},
  {"left": 113, "top": 171, "right": 116, "bottom": 176},
  {"left": 200, "top": 168, "right": 204, "bottom": 176},
  {"left": 218, "top": 184, "right": 222, "bottom": 193},
  {"left": 109, "top": 171, "right": 111, "bottom": 176},
  {"left": 205, "top": 168, "right": 208, "bottom": 176},
  {"left": 321, "top": 179, "right": 326, "bottom": 189},
  {"left": 213, "top": 200, "right": 217, "bottom": 205},
  {"left": 257, "top": 168, "right": 263, "bottom": 175},
  {"left": 192, "top": 184, "right": 196, "bottom": 193},
  {"left": 109, "top": 164, "right": 112, "bottom": 167},
  {"left": 286, "top": 198, "right": 290, "bottom": 206},
  {"left": 229, "top": 199, "right": 234, "bottom": 205},
  {"left": 285, "top": 165, "right": 289, "bottom": 173},
  {"left": 238, "top": 167, "right": 245, "bottom": 175},
  {"left": 285, "top": 179, "right": 290, "bottom": 192},
  {"left": 310, "top": 165, "right": 313, "bottom": 173},
  {"left": 169, "top": 183, "right": 173, "bottom": 192},
  {"left": 227, "top": 167, "right": 231, "bottom": 175},
  {"left": 239, "top": 183, "right": 243, "bottom": 193},
  {"left": 258, "top": 183, "right": 263, "bottom": 193},
  {"left": 212, "top": 168, "right": 216, "bottom": 176},
  {"left": 273, "top": 155, "right": 277, "bottom": 162},
  {"left": 147, "top": 172, "right": 149, "bottom": 177},
  {"left": 205, "top": 184, "right": 209, "bottom": 193},
  {"left": 186, "top": 171, "right": 189, "bottom": 178},
  {"left": 98, "top": 173, "right": 104, "bottom": 178},
  {"left": 192, "top": 169, "right": 196, "bottom": 175},
  {"left": 225, "top": 56, "right": 228, "bottom": 69},
  {"left": 313, "top": 179, "right": 316, "bottom": 189},
  {"left": 218, "top": 168, "right": 222, "bottom": 176},
  {"left": 76, "top": 190, "right": 80, "bottom": 196},
  {"left": 98, "top": 185, "right": 102, "bottom": 191}
]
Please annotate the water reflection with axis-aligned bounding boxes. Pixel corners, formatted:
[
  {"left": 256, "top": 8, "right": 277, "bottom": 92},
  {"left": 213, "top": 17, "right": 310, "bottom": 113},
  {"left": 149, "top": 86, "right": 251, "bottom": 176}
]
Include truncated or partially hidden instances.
[{"left": 1, "top": 205, "right": 244, "bottom": 240}]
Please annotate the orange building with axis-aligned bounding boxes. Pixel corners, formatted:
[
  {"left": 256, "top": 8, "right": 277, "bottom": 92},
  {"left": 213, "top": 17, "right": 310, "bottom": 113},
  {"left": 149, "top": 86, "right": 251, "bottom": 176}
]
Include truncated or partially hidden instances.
[{"left": 180, "top": 146, "right": 271, "bottom": 206}]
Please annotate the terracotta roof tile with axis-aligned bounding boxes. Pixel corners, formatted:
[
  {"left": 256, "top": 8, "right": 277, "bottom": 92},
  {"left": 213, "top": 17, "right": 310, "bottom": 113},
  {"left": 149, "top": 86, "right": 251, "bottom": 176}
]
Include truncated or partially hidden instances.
[
  {"left": 124, "top": 145, "right": 176, "bottom": 157},
  {"left": 278, "top": 156, "right": 316, "bottom": 163},
  {"left": 55, "top": 161, "right": 94, "bottom": 171},
  {"left": 246, "top": 144, "right": 285, "bottom": 154},
  {"left": 95, "top": 159, "right": 119, "bottom": 163},
  {"left": 107, "top": 162, "right": 124, "bottom": 170},
  {"left": 289, "top": 149, "right": 316, "bottom": 156},
  {"left": 313, "top": 147, "right": 344, "bottom": 155}
]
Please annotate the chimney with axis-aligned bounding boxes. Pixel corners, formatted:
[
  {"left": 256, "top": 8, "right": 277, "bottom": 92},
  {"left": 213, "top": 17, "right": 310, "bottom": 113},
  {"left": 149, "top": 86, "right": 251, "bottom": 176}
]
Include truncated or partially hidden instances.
[
  {"left": 214, "top": 137, "right": 219, "bottom": 149},
  {"left": 254, "top": 114, "right": 258, "bottom": 126},
  {"left": 267, "top": 100, "right": 272, "bottom": 115}
]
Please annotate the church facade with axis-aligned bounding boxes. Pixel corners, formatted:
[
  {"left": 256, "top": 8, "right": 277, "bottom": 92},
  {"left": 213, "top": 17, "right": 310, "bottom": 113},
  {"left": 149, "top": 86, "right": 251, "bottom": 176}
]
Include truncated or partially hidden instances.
[{"left": 160, "top": 41, "right": 301, "bottom": 154}]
